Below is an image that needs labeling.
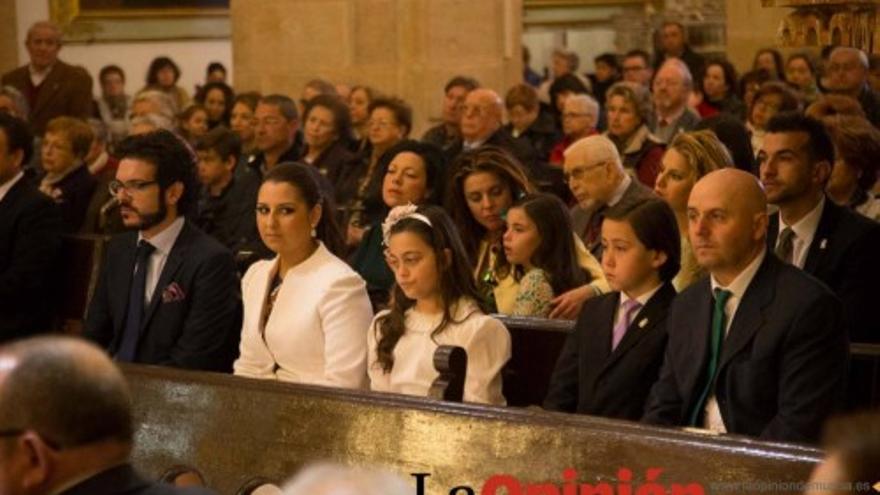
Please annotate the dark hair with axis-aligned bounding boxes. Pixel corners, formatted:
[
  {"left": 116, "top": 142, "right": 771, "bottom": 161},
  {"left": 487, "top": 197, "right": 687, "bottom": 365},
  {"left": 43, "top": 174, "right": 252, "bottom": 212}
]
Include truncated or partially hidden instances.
[
  {"left": 702, "top": 57, "right": 739, "bottom": 98},
  {"left": 738, "top": 68, "right": 773, "bottom": 100},
  {"left": 368, "top": 97, "right": 413, "bottom": 137},
  {"left": 805, "top": 94, "right": 866, "bottom": 120},
  {"left": 821, "top": 412, "right": 880, "bottom": 487},
  {"left": 377, "top": 139, "right": 446, "bottom": 208},
  {"left": 0, "top": 113, "right": 33, "bottom": 166},
  {"left": 234, "top": 91, "right": 261, "bottom": 112},
  {"left": 262, "top": 162, "right": 344, "bottom": 257},
  {"left": 146, "top": 56, "right": 181, "bottom": 86},
  {"left": 595, "top": 52, "right": 620, "bottom": 71},
  {"left": 115, "top": 129, "right": 199, "bottom": 216},
  {"left": 196, "top": 81, "right": 235, "bottom": 126},
  {"left": 765, "top": 112, "right": 835, "bottom": 165},
  {"left": 99, "top": 64, "right": 125, "bottom": 84},
  {"left": 195, "top": 126, "right": 242, "bottom": 162},
  {"left": 509, "top": 193, "right": 589, "bottom": 294},
  {"left": 445, "top": 146, "right": 536, "bottom": 261},
  {"left": 695, "top": 114, "right": 755, "bottom": 173},
  {"left": 786, "top": 52, "right": 816, "bottom": 76},
  {"left": 206, "top": 61, "right": 226, "bottom": 77},
  {"left": 624, "top": 49, "right": 651, "bottom": 67},
  {"left": 259, "top": 94, "right": 299, "bottom": 122},
  {"left": 823, "top": 115, "right": 880, "bottom": 192},
  {"left": 0, "top": 337, "right": 133, "bottom": 449},
  {"left": 374, "top": 205, "right": 487, "bottom": 372},
  {"left": 178, "top": 104, "right": 207, "bottom": 141},
  {"left": 753, "top": 48, "right": 785, "bottom": 80},
  {"left": 444, "top": 76, "right": 480, "bottom": 94},
  {"left": 603, "top": 198, "right": 681, "bottom": 282},
  {"left": 504, "top": 83, "right": 539, "bottom": 112},
  {"left": 549, "top": 73, "right": 590, "bottom": 110},
  {"left": 751, "top": 81, "right": 800, "bottom": 121},
  {"left": 303, "top": 93, "right": 353, "bottom": 146},
  {"left": 303, "top": 79, "right": 338, "bottom": 100}
]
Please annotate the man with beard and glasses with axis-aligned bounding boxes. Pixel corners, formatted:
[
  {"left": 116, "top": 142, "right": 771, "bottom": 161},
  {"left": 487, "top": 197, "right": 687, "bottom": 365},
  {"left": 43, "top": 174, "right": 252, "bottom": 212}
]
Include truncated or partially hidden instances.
[{"left": 84, "top": 130, "right": 242, "bottom": 371}]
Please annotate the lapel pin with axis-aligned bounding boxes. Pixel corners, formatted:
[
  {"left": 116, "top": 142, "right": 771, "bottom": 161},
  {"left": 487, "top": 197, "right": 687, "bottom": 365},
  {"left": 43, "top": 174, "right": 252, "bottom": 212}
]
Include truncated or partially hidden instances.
[
  {"left": 820, "top": 239, "right": 827, "bottom": 250},
  {"left": 638, "top": 318, "right": 648, "bottom": 328}
]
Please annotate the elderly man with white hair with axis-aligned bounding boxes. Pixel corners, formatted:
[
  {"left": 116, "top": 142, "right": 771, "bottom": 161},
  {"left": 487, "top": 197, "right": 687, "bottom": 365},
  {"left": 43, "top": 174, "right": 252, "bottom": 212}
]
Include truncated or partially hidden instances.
[
  {"left": 826, "top": 46, "right": 880, "bottom": 126},
  {"left": 649, "top": 58, "right": 701, "bottom": 143},
  {"left": 549, "top": 93, "right": 599, "bottom": 165},
  {"left": 564, "top": 134, "right": 656, "bottom": 258},
  {"left": 1, "top": 21, "right": 93, "bottom": 136}
]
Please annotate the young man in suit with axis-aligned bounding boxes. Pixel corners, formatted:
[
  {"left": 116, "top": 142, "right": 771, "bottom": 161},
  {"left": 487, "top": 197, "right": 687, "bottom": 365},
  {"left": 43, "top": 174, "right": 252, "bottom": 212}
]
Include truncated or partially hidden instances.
[
  {"left": 643, "top": 168, "right": 847, "bottom": 444},
  {"left": 0, "top": 113, "right": 62, "bottom": 343},
  {"left": 85, "top": 130, "right": 241, "bottom": 371},
  {"left": 758, "top": 112, "right": 880, "bottom": 343},
  {"left": 0, "top": 336, "right": 215, "bottom": 495},
  {"left": 1, "top": 21, "right": 93, "bottom": 136}
]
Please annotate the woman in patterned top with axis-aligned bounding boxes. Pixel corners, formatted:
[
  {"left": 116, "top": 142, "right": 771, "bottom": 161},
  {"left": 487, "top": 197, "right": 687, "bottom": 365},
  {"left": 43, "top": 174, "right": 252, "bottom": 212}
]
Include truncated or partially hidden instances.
[{"left": 502, "top": 193, "right": 589, "bottom": 317}]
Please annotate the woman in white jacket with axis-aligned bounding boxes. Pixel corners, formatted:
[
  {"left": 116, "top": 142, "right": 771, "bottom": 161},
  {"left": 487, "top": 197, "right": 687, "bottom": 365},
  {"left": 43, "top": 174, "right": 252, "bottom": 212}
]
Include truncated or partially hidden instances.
[{"left": 234, "top": 163, "right": 373, "bottom": 388}]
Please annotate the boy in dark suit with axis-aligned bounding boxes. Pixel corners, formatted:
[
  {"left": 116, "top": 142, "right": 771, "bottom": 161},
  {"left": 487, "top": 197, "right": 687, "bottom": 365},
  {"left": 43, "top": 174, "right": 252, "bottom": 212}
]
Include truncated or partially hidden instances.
[
  {"left": 643, "top": 169, "right": 847, "bottom": 444},
  {"left": 85, "top": 130, "right": 241, "bottom": 371}
]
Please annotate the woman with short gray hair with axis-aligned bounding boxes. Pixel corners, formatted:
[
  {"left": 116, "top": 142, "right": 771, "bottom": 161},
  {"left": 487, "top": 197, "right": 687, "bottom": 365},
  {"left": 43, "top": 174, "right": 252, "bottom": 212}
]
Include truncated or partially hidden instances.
[{"left": 603, "top": 81, "right": 665, "bottom": 187}]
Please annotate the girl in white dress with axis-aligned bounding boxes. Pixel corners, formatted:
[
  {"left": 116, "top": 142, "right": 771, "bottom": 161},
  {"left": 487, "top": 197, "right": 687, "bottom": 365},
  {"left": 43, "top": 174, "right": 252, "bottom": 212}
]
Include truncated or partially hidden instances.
[{"left": 367, "top": 204, "right": 511, "bottom": 405}]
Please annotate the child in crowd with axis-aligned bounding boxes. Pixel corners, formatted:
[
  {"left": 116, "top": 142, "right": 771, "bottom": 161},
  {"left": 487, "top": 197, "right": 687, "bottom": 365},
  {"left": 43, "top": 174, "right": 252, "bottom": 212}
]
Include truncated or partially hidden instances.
[
  {"left": 544, "top": 199, "right": 680, "bottom": 420},
  {"left": 178, "top": 103, "right": 208, "bottom": 146},
  {"left": 502, "top": 193, "right": 588, "bottom": 317},
  {"left": 367, "top": 204, "right": 511, "bottom": 405}
]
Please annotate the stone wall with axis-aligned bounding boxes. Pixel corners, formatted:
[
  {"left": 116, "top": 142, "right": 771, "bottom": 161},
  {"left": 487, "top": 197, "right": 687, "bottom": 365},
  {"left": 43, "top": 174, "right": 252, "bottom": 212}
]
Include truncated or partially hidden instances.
[
  {"left": 231, "top": 0, "right": 523, "bottom": 137},
  {"left": 1, "top": 0, "right": 19, "bottom": 75}
]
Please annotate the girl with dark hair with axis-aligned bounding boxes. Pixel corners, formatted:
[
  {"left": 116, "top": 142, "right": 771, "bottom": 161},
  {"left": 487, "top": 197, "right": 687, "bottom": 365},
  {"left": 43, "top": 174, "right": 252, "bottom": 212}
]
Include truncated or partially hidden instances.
[
  {"left": 502, "top": 193, "right": 588, "bottom": 317},
  {"left": 753, "top": 48, "right": 785, "bottom": 81},
  {"left": 349, "top": 140, "right": 446, "bottom": 309},
  {"left": 234, "top": 163, "right": 373, "bottom": 388},
  {"left": 696, "top": 58, "right": 746, "bottom": 120},
  {"left": 177, "top": 104, "right": 208, "bottom": 146},
  {"left": 544, "top": 199, "right": 680, "bottom": 420},
  {"left": 144, "top": 56, "right": 190, "bottom": 113},
  {"left": 196, "top": 81, "right": 234, "bottom": 129},
  {"left": 367, "top": 204, "right": 511, "bottom": 404},
  {"left": 446, "top": 146, "right": 606, "bottom": 315},
  {"left": 785, "top": 53, "right": 820, "bottom": 105}
]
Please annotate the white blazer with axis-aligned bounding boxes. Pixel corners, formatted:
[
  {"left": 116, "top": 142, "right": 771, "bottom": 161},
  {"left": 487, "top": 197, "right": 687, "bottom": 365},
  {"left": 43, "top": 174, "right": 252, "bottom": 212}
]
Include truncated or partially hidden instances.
[{"left": 234, "top": 243, "right": 373, "bottom": 388}]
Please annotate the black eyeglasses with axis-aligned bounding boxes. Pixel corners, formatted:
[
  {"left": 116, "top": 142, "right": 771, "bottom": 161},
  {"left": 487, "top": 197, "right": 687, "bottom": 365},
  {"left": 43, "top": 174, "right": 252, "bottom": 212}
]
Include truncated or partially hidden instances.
[{"left": 108, "top": 179, "right": 158, "bottom": 196}]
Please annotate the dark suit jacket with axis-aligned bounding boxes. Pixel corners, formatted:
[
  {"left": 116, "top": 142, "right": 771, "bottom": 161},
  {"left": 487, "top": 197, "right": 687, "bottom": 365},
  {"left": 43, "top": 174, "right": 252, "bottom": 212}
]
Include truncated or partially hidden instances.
[
  {"left": 0, "top": 177, "right": 63, "bottom": 342},
  {"left": 1, "top": 61, "right": 93, "bottom": 135},
  {"left": 544, "top": 283, "right": 676, "bottom": 420},
  {"left": 643, "top": 254, "right": 847, "bottom": 444},
  {"left": 767, "top": 199, "right": 880, "bottom": 343},
  {"left": 445, "top": 128, "right": 539, "bottom": 177},
  {"left": 41, "top": 165, "right": 97, "bottom": 233},
  {"left": 572, "top": 178, "right": 656, "bottom": 257},
  {"left": 85, "top": 220, "right": 242, "bottom": 371},
  {"left": 60, "top": 464, "right": 215, "bottom": 495}
]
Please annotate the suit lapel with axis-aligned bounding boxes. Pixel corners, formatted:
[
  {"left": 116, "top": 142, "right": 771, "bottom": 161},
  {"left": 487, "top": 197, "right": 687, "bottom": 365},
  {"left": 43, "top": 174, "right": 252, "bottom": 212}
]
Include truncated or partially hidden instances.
[
  {"left": 767, "top": 213, "right": 779, "bottom": 251},
  {"left": 592, "top": 293, "right": 620, "bottom": 365},
  {"left": 718, "top": 256, "right": 776, "bottom": 371},
  {"left": 139, "top": 224, "right": 189, "bottom": 332},
  {"left": 111, "top": 235, "right": 139, "bottom": 333},
  {"left": 601, "top": 283, "right": 675, "bottom": 373},
  {"left": 803, "top": 199, "right": 835, "bottom": 274},
  {"left": 681, "top": 279, "right": 713, "bottom": 402}
]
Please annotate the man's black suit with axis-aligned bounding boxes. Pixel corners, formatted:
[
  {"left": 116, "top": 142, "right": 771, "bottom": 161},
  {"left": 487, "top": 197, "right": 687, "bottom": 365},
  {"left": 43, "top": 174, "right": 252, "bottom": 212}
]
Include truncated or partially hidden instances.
[
  {"left": 60, "top": 464, "right": 215, "bottom": 495},
  {"left": 85, "top": 220, "right": 242, "bottom": 371},
  {"left": 0, "top": 177, "right": 62, "bottom": 342},
  {"left": 643, "top": 254, "right": 847, "bottom": 444},
  {"left": 544, "top": 283, "right": 676, "bottom": 420},
  {"left": 767, "top": 199, "right": 880, "bottom": 342}
]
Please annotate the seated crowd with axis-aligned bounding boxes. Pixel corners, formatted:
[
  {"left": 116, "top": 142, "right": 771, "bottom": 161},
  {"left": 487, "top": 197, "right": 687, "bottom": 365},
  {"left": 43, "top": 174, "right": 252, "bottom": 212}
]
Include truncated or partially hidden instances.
[{"left": 2, "top": 19, "right": 880, "bottom": 472}]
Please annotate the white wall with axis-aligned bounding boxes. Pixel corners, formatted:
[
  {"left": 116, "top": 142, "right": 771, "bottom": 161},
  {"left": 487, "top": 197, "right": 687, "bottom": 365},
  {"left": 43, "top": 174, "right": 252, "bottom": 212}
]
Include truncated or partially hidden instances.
[{"left": 15, "top": 0, "right": 232, "bottom": 99}]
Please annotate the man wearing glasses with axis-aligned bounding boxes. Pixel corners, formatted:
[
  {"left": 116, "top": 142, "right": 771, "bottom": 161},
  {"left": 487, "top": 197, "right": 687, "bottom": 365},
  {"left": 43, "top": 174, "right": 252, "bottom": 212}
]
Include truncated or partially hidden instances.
[
  {"left": 0, "top": 336, "right": 216, "bottom": 495},
  {"left": 84, "top": 130, "right": 241, "bottom": 372},
  {"left": 247, "top": 94, "right": 302, "bottom": 178},
  {"left": 564, "top": 135, "right": 655, "bottom": 258}
]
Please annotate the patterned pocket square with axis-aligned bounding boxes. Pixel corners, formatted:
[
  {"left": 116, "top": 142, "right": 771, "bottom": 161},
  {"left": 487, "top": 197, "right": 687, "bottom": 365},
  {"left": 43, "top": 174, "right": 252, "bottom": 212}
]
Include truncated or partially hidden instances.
[{"left": 161, "top": 282, "right": 186, "bottom": 303}]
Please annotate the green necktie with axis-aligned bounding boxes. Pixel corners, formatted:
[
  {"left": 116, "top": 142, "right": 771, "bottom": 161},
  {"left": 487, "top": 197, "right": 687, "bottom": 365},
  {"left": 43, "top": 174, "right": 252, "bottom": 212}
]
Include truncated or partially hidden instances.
[{"left": 688, "top": 288, "right": 732, "bottom": 426}]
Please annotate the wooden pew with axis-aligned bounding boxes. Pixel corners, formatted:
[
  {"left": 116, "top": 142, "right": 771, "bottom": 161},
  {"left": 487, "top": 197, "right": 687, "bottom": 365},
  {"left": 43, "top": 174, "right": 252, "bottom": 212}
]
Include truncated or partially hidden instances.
[
  {"left": 496, "top": 315, "right": 880, "bottom": 411},
  {"left": 56, "top": 234, "right": 109, "bottom": 330},
  {"left": 124, "top": 364, "right": 822, "bottom": 495}
]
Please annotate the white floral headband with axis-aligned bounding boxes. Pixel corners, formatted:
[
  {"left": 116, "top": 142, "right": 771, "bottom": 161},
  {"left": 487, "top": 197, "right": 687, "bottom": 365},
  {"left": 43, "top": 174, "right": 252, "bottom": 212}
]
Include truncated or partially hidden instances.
[{"left": 382, "top": 204, "right": 432, "bottom": 246}]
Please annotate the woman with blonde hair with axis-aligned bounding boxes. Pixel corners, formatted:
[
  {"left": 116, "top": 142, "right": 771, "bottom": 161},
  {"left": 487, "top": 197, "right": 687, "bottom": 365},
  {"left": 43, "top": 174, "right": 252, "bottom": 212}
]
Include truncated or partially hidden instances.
[{"left": 653, "top": 130, "right": 733, "bottom": 290}]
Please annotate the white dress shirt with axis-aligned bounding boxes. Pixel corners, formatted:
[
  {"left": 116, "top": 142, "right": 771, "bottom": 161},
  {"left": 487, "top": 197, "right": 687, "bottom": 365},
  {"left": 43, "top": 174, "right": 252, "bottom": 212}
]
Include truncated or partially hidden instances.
[
  {"left": 776, "top": 196, "right": 825, "bottom": 269},
  {"left": 29, "top": 63, "right": 54, "bottom": 87},
  {"left": 138, "top": 217, "right": 185, "bottom": 305},
  {"left": 234, "top": 243, "right": 373, "bottom": 389},
  {"left": 367, "top": 298, "right": 511, "bottom": 405},
  {"left": 0, "top": 171, "right": 24, "bottom": 203},
  {"left": 606, "top": 173, "right": 632, "bottom": 208},
  {"left": 703, "top": 248, "right": 767, "bottom": 433}
]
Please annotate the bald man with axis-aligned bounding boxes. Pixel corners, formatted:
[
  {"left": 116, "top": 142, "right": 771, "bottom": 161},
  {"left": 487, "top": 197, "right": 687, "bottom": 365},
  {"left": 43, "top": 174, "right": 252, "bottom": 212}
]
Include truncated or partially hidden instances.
[
  {"left": 447, "top": 88, "right": 537, "bottom": 173},
  {"left": 643, "top": 169, "right": 847, "bottom": 444},
  {"left": 1, "top": 21, "right": 93, "bottom": 136},
  {"left": 826, "top": 47, "right": 880, "bottom": 126},
  {"left": 0, "top": 336, "right": 215, "bottom": 495}
]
